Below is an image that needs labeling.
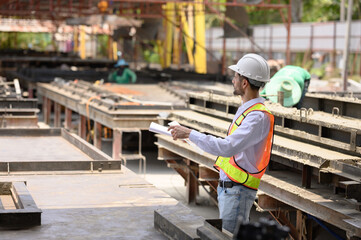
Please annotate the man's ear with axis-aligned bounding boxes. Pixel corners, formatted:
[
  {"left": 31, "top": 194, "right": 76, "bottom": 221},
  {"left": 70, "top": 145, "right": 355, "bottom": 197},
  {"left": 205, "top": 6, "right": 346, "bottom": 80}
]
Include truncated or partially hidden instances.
[{"left": 242, "top": 78, "right": 248, "bottom": 88}]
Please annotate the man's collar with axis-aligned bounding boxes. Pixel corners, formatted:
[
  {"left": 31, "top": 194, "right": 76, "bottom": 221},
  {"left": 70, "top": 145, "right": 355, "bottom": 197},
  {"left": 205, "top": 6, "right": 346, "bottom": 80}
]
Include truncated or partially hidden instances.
[{"left": 240, "top": 97, "right": 265, "bottom": 110}]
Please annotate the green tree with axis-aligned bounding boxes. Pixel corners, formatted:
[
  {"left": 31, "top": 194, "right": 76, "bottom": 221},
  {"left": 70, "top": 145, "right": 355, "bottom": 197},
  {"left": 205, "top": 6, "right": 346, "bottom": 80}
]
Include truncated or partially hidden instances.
[{"left": 205, "top": 0, "right": 360, "bottom": 26}]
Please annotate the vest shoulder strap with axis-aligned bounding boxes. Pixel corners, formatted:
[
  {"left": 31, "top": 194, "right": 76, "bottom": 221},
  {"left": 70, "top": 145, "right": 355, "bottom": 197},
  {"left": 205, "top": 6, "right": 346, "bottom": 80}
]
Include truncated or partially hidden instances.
[{"left": 235, "top": 103, "right": 272, "bottom": 126}]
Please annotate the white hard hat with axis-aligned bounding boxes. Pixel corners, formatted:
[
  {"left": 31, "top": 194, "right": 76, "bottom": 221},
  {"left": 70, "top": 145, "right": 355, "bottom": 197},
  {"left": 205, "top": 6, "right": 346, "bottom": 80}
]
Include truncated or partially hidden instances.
[{"left": 228, "top": 53, "right": 270, "bottom": 83}]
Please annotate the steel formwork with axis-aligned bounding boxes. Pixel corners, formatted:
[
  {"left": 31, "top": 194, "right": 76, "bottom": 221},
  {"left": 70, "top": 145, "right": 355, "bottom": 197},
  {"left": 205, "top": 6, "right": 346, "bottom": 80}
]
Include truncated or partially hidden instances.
[
  {"left": 0, "top": 78, "right": 39, "bottom": 128},
  {"left": 36, "top": 80, "right": 186, "bottom": 173}
]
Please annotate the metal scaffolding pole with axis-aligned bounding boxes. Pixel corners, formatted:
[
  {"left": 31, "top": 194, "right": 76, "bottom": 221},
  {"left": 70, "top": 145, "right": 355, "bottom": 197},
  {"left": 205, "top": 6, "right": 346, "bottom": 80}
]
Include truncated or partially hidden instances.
[{"left": 341, "top": 0, "right": 353, "bottom": 91}]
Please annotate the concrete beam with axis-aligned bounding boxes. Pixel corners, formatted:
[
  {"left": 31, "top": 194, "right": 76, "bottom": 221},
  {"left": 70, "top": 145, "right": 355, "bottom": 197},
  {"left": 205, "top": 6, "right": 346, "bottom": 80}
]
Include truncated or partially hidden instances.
[
  {"left": 261, "top": 173, "right": 361, "bottom": 237},
  {"left": 0, "top": 182, "right": 41, "bottom": 229},
  {"left": 154, "top": 203, "right": 205, "bottom": 240}
]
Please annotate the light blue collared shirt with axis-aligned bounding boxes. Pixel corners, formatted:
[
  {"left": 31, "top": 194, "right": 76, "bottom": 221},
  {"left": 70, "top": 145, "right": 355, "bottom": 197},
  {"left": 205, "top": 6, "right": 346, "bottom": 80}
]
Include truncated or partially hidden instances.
[{"left": 189, "top": 97, "right": 271, "bottom": 181}]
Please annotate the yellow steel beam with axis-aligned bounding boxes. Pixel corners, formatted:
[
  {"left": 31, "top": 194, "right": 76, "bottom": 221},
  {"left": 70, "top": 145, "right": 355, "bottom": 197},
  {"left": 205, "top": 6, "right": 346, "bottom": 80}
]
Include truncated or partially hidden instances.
[
  {"left": 194, "top": 0, "right": 206, "bottom": 74},
  {"left": 180, "top": 3, "right": 194, "bottom": 66},
  {"left": 164, "top": 2, "right": 174, "bottom": 68},
  {"left": 113, "top": 41, "right": 118, "bottom": 60},
  {"left": 79, "top": 26, "right": 86, "bottom": 59},
  {"left": 173, "top": 5, "right": 180, "bottom": 66}
]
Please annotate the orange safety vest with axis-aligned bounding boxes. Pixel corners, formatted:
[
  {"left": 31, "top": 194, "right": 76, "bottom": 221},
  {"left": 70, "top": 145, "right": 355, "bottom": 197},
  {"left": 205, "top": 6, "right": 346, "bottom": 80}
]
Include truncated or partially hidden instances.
[{"left": 214, "top": 103, "right": 274, "bottom": 190}]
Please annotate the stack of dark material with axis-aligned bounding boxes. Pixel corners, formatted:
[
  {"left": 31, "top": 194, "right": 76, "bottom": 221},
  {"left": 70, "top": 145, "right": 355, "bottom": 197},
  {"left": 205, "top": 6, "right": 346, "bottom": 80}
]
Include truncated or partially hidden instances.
[
  {"left": 11, "top": 67, "right": 109, "bottom": 83},
  {"left": 233, "top": 217, "right": 289, "bottom": 240}
]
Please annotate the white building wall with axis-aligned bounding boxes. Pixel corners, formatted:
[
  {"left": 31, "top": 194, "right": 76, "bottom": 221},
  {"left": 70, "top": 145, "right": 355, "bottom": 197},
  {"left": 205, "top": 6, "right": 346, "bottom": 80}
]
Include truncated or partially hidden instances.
[{"left": 206, "top": 20, "right": 361, "bottom": 54}]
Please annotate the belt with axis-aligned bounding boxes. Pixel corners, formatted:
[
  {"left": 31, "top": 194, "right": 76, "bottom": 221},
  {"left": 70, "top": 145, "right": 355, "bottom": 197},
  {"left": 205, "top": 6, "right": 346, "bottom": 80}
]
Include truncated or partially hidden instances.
[{"left": 218, "top": 180, "right": 243, "bottom": 188}]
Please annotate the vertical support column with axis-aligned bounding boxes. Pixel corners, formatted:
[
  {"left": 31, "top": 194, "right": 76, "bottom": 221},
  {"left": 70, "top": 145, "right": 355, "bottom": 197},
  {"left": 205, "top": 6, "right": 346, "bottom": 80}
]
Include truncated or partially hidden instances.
[
  {"left": 64, "top": 107, "right": 72, "bottom": 130},
  {"left": 54, "top": 102, "right": 61, "bottom": 128},
  {"left": 221, "top": 35, "right": 226, "bottom": 76},
  {"left": 180, "top": 7, "right": 194, "bottom": 67},
  {"left": 286, "top": 0, "right": 292, "bottom": 65},
  {"left": 269, "top": 25, "right": 273, "bottom": 59},
  {"left": 94, "top": 121, "right": 102, "bottom": 150},
  {"left": 331, "top": 22, "right": 337, "bottom": 70},
  {"left": 302, "top": 165, "right": 312, "bottom": 188},
  {"left": 112, "top": 128, "right": 122, "bottom": 160},
  {"left": 296, "top": 210, "right": 305, "bottom": 240},
  {"left": 194, "top": 0, "right": 206, "bottom": 74},
  {"left": 28, "top": 83, "right": 34, "bottom": 99},
  {"left": 42, "top": 96, "right": 47, "bottom": 124},
  {"left": 186, "top": 159, "right": 198, "bottom": 204},
  {"left": 277, "top": 91, "right": 285, "bottom": 106},
  {"left": 79, "top": 25, "right": 86, "bottom": 59},
  {"left": 79, "top": 115, "right": 87, "bottom": 140},
  {"left": 43, "top": 97, "right": 52, "bottom": 125},
  {"left": 165, "top": 2, "right": 174, "bottom": 68}
]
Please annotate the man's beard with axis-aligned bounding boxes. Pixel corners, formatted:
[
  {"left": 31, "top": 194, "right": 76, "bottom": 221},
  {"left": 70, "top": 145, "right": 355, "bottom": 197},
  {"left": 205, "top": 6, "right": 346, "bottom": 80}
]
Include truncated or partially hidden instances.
[{"left": 233, "top": 87, "right": 244, "bottom": 96}]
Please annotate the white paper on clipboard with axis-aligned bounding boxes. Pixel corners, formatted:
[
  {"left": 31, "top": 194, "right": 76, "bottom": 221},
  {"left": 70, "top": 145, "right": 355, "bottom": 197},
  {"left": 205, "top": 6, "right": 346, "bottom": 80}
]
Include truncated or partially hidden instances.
[
  {"left": 168, "top": 121, "right": 204, "bottom": 155},
  {"left": 148, "top": 121, "right": 204, "bottom": 155},
  {"left": 149, "top": 122, "right": 172, "bottom": 136}
]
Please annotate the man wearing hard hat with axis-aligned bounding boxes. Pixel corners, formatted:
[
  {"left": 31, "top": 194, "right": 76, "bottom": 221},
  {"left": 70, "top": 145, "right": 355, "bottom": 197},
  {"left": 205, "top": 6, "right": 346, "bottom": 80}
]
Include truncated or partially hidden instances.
[
  {"left": 108, "top": 59, "right": 137, "bottom": 84},
  {"left": 169, "top": 53, "right": 274, "bottom": 234}
]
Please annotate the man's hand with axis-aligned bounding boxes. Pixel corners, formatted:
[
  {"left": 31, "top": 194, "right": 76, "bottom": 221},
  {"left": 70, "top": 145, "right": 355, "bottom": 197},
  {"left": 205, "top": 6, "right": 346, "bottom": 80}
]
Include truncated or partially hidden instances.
[{"left": 168, "top": 125, "right": 192, "bottom": 140}]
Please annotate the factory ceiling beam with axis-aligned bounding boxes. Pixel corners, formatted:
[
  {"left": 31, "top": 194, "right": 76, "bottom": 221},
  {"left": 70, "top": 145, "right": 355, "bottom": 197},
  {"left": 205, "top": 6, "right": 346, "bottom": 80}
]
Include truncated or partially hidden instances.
[
  {"left": 112, "top": 0, "right": 288, "bottom": 9},
  {"left": 0, "top": 0, "right": 96, "bottom": 19}
]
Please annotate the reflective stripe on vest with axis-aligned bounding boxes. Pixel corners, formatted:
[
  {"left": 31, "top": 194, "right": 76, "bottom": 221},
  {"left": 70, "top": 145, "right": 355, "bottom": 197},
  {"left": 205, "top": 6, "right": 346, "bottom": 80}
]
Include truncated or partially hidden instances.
[{"left": 214, "top": 103, "right": 274, "bottom": 190}]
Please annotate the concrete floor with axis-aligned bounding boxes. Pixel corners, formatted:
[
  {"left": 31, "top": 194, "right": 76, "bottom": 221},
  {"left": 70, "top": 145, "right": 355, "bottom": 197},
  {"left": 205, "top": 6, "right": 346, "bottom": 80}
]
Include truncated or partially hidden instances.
[
  {"left": 0, "top": 169, "right": 178, "bottom": 240},
  {"left": 116, "top": 147, "right": 220, "bottom": 220}
]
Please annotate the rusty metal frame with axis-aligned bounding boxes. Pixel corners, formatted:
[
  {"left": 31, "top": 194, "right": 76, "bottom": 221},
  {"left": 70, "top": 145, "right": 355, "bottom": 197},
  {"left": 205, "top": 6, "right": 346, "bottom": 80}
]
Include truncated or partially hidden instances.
[
  {"left": 0, "top": 0, "right": 292, "bottom": 64},
  {"left": 0, "top": 96, "right": 39, "bottom": 128},
  {"left": 0, "top": 0, "right": 95, "bottom": 20}
]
